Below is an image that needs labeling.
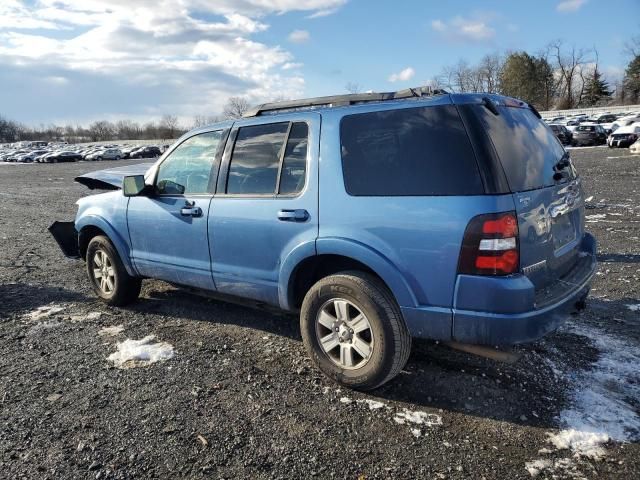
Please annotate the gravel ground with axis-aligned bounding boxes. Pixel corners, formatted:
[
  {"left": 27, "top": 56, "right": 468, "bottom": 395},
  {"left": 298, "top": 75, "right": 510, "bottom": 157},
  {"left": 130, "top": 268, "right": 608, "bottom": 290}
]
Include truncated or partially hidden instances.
[{"left": 0, "top": 147, "right": 639, "bottom": 479}]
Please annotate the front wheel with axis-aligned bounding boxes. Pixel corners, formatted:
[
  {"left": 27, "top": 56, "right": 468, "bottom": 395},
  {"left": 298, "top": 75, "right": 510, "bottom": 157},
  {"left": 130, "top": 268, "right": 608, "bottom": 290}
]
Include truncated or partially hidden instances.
[
  {"left": 300, "top": 271, "right": 411, "bottom": 390},
  {"left": 86, "top": 235, "right": 141, "bottom": 306}
]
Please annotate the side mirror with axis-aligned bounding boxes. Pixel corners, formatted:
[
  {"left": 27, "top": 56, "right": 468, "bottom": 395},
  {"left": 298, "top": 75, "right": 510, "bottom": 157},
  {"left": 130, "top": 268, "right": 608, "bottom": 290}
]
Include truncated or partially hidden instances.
[{"left": 123, "top": 175, "right": 147, "bottom": 197}]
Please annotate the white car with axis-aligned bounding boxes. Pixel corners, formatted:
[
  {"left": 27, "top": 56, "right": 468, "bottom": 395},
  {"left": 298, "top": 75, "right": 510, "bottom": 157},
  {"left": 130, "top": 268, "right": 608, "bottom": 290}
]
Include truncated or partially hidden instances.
[
  {"left": 630, "top": 139, "right": 640, "bottom": 154},
  {"left": 607, "top": 123, "right": 640, "bottom": 148}
]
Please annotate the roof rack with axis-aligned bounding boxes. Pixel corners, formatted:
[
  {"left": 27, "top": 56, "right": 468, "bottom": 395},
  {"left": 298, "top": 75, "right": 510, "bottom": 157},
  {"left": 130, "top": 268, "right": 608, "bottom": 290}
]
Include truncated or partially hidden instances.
[{"left": 242, "top": 86, "right": 449, "bottom": 118}]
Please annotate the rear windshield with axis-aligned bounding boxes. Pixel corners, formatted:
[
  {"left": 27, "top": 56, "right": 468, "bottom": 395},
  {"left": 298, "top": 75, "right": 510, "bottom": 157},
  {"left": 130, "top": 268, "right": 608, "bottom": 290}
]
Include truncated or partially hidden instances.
[
  {"left": 470, "top": 105, "right": 567, "bottom": 191},
  {"left": 340, "top": 105, "right": 483, "bottom": 196},
  {"left": 576, "top": 126, "right": 595, "bottom": 132}
]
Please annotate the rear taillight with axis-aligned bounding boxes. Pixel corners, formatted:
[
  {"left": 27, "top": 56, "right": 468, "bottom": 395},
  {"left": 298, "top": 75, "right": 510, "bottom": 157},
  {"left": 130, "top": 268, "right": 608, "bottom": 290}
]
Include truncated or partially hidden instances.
[{"left": 457, "top": 212, "right": 520, "bottom": 276}]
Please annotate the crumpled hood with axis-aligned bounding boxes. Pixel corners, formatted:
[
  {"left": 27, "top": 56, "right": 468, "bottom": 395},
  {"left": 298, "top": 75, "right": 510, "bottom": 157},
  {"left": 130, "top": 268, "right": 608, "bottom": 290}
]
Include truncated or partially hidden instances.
[{"left": 74, "top": 163, "right": 153, "bottom": 190}]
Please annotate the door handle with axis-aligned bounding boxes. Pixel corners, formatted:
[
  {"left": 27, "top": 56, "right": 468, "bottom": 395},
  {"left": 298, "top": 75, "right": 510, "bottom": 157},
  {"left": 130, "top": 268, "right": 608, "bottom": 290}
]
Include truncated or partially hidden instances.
[
  {"left": 180, "top": 206, "right": 203, "bottom": 217},
  {"left": 278, "top": 209, "right": 309, "bottom": 222}
]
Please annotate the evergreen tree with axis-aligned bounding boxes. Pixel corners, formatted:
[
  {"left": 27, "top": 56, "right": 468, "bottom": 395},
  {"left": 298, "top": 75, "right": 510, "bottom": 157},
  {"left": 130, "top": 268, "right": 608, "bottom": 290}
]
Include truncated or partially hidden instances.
[
  {"left": 581, "top": 67, "right": 612, "bottom": 106},
  {"left": 623, "top": 55, "right": 640, "bottom": 104},
  {"left": 499, "top": 52, "right": 555, "bottom": 109}
]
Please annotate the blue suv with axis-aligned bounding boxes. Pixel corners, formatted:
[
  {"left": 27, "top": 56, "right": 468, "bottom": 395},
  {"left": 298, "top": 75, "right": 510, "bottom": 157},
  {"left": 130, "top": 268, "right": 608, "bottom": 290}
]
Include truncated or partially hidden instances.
[{"left": 50, "top": 88, "right": 596, "bottom": 390}]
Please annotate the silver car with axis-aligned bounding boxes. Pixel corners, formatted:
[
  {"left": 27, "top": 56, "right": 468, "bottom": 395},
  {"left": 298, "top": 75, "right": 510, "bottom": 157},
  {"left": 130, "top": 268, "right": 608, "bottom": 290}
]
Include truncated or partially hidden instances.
[{"left": 86, "top": 148, "right": 123, "bottom": 161}]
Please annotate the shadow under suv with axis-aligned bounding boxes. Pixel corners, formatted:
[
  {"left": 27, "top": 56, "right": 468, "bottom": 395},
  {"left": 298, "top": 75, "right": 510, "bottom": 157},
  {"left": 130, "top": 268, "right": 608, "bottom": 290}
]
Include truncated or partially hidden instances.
[{"left": 50, "top": 88, "right": 596, "bottom": 390}]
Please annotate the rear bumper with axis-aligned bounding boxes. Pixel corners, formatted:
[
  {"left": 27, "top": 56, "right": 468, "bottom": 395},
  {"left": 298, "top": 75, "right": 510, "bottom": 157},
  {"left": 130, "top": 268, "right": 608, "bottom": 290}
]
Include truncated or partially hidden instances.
[
  {"left": 452, "top": 232, "right": 596, "bottom": 345},
  {"left": 403, "top": 233, "right": 596, "bottom": 345},
  {"left": 48, "top": 221, "right": 80, "bottom": 258}
]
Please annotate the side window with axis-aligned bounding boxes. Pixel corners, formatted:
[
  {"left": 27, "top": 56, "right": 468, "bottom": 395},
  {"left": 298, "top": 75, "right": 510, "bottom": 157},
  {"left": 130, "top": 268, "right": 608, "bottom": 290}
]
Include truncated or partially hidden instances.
[
  {"left": 225, "top": 122, "right": 285, "bottom": 195},
  {"left": 340, "top": 106, "right": 483, "bottom": 196},
  {"left": 155, "top": 131, "right": 222, "bottom": 195},
  {"left": 279, "top": 123, "right": 308, "bottom": 195}
]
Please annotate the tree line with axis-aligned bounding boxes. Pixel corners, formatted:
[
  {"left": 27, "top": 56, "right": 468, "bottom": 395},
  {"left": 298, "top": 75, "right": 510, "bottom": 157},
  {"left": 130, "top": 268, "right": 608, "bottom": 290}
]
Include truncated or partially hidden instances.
[{"left": 429, "top": 38, "right": 640, "bottom": 111}]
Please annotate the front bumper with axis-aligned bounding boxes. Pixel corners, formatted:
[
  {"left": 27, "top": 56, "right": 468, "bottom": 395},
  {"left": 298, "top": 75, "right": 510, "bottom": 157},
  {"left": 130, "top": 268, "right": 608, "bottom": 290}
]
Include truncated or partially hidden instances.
[{"left": 48, "top": 221, "right": 80, "bottom": 258}]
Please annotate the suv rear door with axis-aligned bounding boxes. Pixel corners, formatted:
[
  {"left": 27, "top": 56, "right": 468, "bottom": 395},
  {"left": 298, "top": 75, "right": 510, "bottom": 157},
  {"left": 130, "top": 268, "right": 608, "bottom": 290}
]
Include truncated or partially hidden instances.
[
  {"left": 466, "top": 102, "right": 584, "bottom": 292},
  {"left": 209, "top": 112, "right": 320, "bottom": 306}
]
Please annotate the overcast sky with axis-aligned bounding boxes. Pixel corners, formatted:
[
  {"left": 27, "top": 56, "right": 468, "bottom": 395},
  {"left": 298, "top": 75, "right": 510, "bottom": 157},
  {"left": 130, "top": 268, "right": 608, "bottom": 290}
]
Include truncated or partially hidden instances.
[{"left": 1, "top": 0, "right": 638, "bottom": 126}]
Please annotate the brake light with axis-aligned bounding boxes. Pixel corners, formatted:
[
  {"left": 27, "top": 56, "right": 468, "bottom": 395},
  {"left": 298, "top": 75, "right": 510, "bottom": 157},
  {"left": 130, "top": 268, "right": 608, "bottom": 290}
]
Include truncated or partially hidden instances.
[{"left": 457, "top": 212, "right": 520, "bottom": 276}]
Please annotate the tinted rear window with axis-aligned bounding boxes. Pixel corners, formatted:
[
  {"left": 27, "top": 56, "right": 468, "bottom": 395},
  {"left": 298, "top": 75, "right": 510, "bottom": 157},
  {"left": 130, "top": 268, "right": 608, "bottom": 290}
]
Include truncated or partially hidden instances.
[
  {"left": 470, "top": 105, "right": 566, "bottom": 191},
  {"left": 340, "top": 105, "right": 483, "bottom": 196},
  {"left": 576, "top": 126, "right": 595, "bottom": 132}
]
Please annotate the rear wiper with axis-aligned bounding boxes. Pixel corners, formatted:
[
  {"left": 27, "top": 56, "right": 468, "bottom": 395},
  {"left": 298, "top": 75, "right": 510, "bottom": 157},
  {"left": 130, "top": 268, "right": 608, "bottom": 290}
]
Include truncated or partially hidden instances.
[{"left": 553, "top": 152, "right": 571, "bottom": 181}]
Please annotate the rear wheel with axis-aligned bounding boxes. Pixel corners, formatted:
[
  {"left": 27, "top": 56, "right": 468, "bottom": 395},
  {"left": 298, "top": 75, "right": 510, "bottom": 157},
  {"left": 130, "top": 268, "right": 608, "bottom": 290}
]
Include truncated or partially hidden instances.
[
  {"left": 86, "top": 235, "right": 141, "bottom": 306},
  {"left": 300, "top": 271, "right": 411, "bottom": 390}
]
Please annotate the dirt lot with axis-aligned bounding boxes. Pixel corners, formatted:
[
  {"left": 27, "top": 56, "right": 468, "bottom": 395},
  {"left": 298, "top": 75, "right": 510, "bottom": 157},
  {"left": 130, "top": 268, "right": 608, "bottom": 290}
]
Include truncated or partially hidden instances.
[{"left": 1, "top": 147, "right": 639, "bottom": 479}]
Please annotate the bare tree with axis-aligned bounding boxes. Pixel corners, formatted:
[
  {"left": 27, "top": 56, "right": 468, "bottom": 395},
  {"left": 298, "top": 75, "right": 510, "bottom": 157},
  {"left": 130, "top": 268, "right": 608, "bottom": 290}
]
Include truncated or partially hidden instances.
[
  {"left": 87, "top": 120, "right": 115, "bottom": 142},
  {"left": 625, "top": 34, "right": 640, "bottom": 58},
  {"left": 477, "top": 53, "right": 503, "bottom": 93},
  {"left": 222, "top": 97, "right": 250, "bottom": 119},
  {"left": 160, "top": 114, "right": 179, "bottom": 139},
  {"left": 345, "top": 82, "right": 362, "bottom": 94},
  {"left": 548, "top": 40, "right": 592, "bottom": 109}
]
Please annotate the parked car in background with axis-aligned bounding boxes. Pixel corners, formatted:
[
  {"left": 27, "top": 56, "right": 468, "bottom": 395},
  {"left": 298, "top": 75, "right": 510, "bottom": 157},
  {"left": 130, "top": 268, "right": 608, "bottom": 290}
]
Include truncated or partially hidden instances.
[
  {"left": 86, "top": 148, "right": 123, "bottom": 161},
  {"left": 130, "top": 146, "right": 162, "bottom": 158},
  {"left": 50, "top": 89, "right": 596, "bottom": 390},
  {"left": 121, "top": 146, "right": 141, "bottom": 159},
  {"left": 572, "top": 124, "right": 607, "bottom": 146},
  {"left": 17, "top": 149, "right": 49, "bottom": 163},
  {"left": 549, "top": 124, "right": 574, "bottom": 146},
  {"left": 44, "top": 151, "right": 82, "bottom": 162},
  {"left": 630, "top": 139, "right": 640, "bottom": 154},
  {"left": 4, "top": 150, "right": 28, "bottom": 162},
  {"left": 608, "top": 124, "right": 640, "bottom": 148},
  {"left": 589, "top": 113, "right": 617, "bottom": 124}
]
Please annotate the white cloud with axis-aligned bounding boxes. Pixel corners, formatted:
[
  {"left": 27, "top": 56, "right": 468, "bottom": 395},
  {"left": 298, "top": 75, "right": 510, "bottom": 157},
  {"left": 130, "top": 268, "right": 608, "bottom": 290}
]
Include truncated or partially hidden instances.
[
  {"left": 288, "top": 29, "right": 310, "bottom": 43},
  {"left": 557, "top": 0, "right": 587, "bottom": 13},
  {"left": 0, "top": 0, "right": 349, "bottom": 123},
  {"left": 388, "top": 67, "right": 415, "bottom": 83},
  {"left": 430, "top": 15, "right": 496, "bottom": 43}
]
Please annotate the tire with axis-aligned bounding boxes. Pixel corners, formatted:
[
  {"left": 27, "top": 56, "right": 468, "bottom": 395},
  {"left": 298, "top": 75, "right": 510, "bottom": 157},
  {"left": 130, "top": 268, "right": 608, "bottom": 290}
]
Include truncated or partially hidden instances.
[
  {"left": 115, "top": 156, "right": 121, "bottom": 160},
  {"left": 300, "top": 271, "right": 411, "bottom": 390},
  {"left": 86, "top": 235, "right": 141, "bottom": 306},
  {"left": 97, "top": 156, "right": 103, "bottom": 161}
]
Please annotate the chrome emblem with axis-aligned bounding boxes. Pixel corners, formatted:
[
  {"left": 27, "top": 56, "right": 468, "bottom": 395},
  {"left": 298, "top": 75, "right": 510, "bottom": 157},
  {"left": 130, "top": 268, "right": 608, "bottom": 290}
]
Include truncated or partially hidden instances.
[{"left": 519, "top": 196, "right": 531, "bottom": 207}]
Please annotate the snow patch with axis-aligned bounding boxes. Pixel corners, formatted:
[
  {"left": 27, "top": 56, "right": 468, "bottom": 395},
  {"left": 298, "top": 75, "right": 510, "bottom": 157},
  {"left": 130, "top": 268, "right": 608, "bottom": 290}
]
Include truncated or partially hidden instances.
[
  {"left": 410, "top": 428, "right": 421, "bottom": 438},
  {"left": 357, "top": 399, "right": 387, "bottom": 410},
  {"left": 108, "top": 336, "right": 174, "bottom": 368},
  {"left": 544, "top": 322, "right": 640, "bottom": 458},
  {"left": 626, "top": 304, "right": 640, "bottom": 312},
  {"left": 393, "top": 408, "right": 443, "bottom": 426},
  {"left": 585, "top": 213, "right": 606, "bottom": 223},
  {"left": 524, "top": 458, "right": 585, "bottom": 478},
  {"left": 26, "top": 304, "right": 65, "bottom": 321},
  {"left": 525, "top": 459, "right": 551, "bottom": 477},
  {"left": 339, "top": 397, "right": 352, "bottom": 404},
  {"left": 99, "top": 325, "right": 125, "bottom": 337}
]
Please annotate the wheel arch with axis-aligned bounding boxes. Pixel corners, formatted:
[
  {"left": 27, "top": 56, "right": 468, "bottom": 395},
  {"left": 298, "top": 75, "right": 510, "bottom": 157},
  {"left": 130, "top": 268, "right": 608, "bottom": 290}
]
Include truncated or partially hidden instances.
[
  {"left": 281, "top": 238, "right": 417, "bottom": 311},
  {"left": 76, "top": 215, "right": 137, "bottom": 276}
]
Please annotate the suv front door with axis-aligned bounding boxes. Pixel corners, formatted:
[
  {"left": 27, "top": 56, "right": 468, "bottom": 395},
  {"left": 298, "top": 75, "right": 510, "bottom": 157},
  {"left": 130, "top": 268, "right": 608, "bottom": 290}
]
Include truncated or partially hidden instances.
[
  {"left": 210, "top": 113, "right": 320, "bottom": 307},
  {"left": 127, "top": 129, "right": 227, "bottom": 289}
]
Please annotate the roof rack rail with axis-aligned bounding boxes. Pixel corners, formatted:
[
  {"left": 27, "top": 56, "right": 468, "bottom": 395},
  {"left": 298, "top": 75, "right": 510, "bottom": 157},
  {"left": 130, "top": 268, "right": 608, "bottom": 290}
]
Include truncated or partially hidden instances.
[{"left": 242, "top": 85, "right": 449, "bottom": 118}]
